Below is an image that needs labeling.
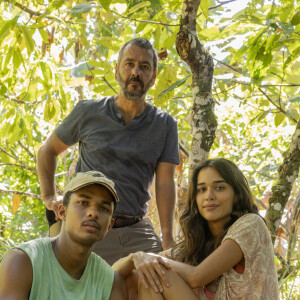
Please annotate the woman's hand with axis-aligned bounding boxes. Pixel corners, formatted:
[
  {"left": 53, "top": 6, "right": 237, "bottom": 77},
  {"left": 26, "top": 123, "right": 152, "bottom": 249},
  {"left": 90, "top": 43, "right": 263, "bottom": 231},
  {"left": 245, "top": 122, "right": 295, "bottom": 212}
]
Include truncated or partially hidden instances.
[{"left": 131, "top": 252, "right": 172, "bottom": 293}]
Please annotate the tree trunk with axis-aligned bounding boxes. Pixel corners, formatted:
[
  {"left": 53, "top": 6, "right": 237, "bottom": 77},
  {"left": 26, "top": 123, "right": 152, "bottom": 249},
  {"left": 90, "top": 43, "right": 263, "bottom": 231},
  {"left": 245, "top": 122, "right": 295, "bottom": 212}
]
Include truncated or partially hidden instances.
[
  {"left": 176, "top": 0, "right": 217, "bottom": 175},
  {"left": 266, "top": 118, "right": 300, "bottom": 242}
]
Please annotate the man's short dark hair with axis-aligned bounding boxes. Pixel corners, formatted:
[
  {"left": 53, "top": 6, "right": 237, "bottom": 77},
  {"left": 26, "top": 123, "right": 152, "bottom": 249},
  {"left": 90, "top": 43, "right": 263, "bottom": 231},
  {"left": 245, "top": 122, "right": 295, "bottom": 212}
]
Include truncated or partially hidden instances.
[{"left": 117, "top": 38, "right": 158, "bottom": 73}]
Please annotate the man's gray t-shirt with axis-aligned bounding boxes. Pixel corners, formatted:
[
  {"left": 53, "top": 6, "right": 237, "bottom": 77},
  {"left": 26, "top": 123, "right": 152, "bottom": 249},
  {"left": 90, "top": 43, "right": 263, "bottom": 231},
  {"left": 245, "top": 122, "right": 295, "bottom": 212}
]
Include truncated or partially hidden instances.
[{"left": 55, "top": 96, "right": 179, "bottom": 217}]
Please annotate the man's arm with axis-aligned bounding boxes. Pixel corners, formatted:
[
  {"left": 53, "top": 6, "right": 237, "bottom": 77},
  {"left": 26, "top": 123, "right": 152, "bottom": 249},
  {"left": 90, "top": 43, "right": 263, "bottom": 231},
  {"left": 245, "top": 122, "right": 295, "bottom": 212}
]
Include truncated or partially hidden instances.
[
  {"left": 109, "top": 271, "right": 128, "bottom": 300},
  {"left": 155, "top": 162, "right": 177, "bottom": 250},
  {"left": 37, "top": 132, "right": 69, "bottom": 217},
  {"left": 0, "top": 249, "right": 33, "bottom": 300}
]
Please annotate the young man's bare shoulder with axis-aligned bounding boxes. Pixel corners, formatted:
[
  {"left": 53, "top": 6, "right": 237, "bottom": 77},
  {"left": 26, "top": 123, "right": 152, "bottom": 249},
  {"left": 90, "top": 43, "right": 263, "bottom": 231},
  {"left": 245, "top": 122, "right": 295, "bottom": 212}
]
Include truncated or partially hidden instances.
[{"left": 0, "top": 248, "right": 33, "bottom": 298}]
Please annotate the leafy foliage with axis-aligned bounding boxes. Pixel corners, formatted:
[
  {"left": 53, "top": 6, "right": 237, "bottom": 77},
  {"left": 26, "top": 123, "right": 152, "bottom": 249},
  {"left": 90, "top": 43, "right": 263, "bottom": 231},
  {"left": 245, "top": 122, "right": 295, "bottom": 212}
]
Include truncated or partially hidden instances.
[{"left": 0, "top": 0, "right": 299, "bottom": 296}]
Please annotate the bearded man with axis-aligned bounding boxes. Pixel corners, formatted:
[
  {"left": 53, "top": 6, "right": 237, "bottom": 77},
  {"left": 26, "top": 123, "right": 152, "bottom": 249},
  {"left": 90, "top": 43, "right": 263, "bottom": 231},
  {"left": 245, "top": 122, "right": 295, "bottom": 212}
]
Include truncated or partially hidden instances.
[{"left": 37, "top": 38, "right": 180, "bottom": 265}]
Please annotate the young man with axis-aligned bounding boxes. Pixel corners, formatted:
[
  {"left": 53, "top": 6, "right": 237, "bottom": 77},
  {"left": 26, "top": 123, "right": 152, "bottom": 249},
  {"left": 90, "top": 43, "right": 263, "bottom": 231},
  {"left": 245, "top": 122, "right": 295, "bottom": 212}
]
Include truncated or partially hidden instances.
[
  {"left": 0, "top": 171, "right": 127, "bottom": 300},
  {"left": 37, "top": 38, "right": 180, "bottom": 265}
]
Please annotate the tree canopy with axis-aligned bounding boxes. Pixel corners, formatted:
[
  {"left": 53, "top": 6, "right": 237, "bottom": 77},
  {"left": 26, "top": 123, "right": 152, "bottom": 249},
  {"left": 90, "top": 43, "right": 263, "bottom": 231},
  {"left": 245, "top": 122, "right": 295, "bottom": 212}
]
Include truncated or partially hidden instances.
[{"left": 0, "top": 0, "right": 299, "bottom": 297}]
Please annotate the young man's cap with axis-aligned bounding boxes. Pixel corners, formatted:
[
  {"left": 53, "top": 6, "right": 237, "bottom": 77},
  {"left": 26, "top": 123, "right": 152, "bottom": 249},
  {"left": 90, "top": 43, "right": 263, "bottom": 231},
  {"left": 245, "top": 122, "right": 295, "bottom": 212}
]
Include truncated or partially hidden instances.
[{"left": 63, "top": 171, "right": 119, "bottom": 204}]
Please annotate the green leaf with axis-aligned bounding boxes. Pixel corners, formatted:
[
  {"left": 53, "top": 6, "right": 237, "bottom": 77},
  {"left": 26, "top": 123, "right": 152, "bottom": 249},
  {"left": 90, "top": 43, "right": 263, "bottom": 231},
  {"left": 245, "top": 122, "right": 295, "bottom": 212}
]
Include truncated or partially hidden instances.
[
  {"left": 291, "top": 11, "right": 300, "bottom": 26},
  {"left": 289, "top": 96, "right": 300, "bottom": 103},
  {"left": 158, "top": 76, "right": 191, "bottom": 99},
  {"left": 278, "top": 22, "right": 294, "bottom": 35},
  {"left": 0, "top": 18, "right": 17, "bottom": 46},
  {"left": 128, "top": 2, "right": 151, "bottom": 14},
  {"left": 274, "top": 113, "right": 284, "bottom": 127},
  {"left": 21, "top": 26, "right": 35, "bottom": 55},
  {"left": 70, "top": 3, "right": 93, "bottom": 14},
  {"left": 13, "top": 48, "right": 22, "bottom": 70},
  {"left": 40, "top": 62, "right": 52, "bottom": 85},
  {"left": 199, "top": 0, "right": 209, "bottom": 19},
  {"left": 38, "top": 28, "right": 49, "bottom": 44},
  {"left": 44, "top": 98, "right": 56, "bottom": 122},
  {"left": 0, "top": 84, "right": 7, "bottom": 96},
  {"left": 100, "top": 0, "right": 112, "bottom": 11}
]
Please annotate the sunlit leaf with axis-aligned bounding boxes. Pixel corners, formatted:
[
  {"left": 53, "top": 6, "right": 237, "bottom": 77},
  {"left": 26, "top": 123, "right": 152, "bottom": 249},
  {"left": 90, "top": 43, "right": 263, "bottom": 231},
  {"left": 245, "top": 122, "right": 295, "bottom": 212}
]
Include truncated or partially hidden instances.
[
  {"left": 12, "top": 194, "right": 21, "bottom": 213},
  {"left": 274, "top": 113, "right": 285, "bottom": 127},
  {"left": 21, "top": 26, "right": 35, "bottom": 55},
  {"left": 128, "top": 2, "right": 151, "bottom": 14},
  {"left": 158, "top": 75, "right": 191, "bottom": 99},
  {"left": 100, "top": 0, "right": 112, "bottom": 11},
  {"left": 199, "top": 0, "right": 209, "bottom": 19},
  {"left": 70, "top": 3, "right": 93, "bottom": 14},
  {"left": 291, "top": 11, "right": 300, "bottom": 25}
]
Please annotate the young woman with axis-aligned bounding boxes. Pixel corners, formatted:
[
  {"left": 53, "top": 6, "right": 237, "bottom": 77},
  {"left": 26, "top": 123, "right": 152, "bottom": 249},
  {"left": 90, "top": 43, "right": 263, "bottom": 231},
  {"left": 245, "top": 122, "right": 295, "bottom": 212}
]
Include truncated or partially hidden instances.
[{"left": 113, "top": 158, "right": 279, "bottom": 299}]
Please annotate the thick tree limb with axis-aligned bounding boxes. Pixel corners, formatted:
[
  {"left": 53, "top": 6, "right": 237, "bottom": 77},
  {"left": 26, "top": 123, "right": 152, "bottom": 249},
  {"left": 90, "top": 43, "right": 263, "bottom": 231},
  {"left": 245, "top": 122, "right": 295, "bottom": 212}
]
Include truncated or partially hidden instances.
[
  {"left": 177, "top": 0, "right": 217, "bottom": 173},
  {"left": 0, "top": 189, "right": 41, "bottom": 200},
  {"left": 265, "top": 118, "right": 300, "bottom": 242}
]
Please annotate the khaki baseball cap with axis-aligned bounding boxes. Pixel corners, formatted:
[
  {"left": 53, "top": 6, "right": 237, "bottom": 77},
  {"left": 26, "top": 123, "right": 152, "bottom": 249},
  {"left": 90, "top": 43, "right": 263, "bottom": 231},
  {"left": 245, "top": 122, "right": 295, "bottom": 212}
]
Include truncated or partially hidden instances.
[{"left": 63, "top": 171, "right": 119, "bottom": 204}]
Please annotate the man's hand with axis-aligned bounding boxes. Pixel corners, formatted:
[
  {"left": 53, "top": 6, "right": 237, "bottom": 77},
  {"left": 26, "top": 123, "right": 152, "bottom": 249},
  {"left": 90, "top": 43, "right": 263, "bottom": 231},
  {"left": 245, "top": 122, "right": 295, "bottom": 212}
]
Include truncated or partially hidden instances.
[
  {"left": 131, "top": 252, "right": 171, "bottom": 293},
  {"left": 43, "top": 195, "right": 63, "bottom": 220}
]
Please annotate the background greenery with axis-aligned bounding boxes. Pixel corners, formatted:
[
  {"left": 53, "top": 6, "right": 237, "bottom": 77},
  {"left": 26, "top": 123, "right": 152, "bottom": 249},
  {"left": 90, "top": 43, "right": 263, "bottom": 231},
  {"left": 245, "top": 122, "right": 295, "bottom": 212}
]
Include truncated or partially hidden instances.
[{"left": 0, "top": 0, "right": 299, "bottom": 297}]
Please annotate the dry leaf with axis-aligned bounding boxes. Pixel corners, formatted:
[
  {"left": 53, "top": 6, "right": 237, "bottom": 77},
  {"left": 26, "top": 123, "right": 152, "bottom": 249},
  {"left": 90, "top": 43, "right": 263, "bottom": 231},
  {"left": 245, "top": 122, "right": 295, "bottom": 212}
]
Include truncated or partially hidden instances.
[{"left": 12, "top": 194, "right": 21, "bottom": 213}]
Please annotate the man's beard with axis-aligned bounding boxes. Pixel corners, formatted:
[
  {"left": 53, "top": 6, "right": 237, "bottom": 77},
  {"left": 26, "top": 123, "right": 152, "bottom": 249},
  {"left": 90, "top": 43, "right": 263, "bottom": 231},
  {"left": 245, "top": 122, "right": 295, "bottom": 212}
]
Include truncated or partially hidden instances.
[{"left": 116, "top": 71, "right": 154, "bottom": 102}]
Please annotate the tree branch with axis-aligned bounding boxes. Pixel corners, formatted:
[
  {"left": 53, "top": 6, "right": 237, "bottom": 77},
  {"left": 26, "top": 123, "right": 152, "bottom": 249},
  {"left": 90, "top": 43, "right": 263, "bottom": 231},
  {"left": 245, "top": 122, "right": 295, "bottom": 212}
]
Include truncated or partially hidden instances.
[
  {"left": 0, "top": 189, "right": 41, "bottom": 200},
  {"left": 18, "top": 142, "right": 36, "bottom": 161},
  {"left": 0, "top": 147, "right": 36, "bottom": 173},
  {"left": 266, "top": 118, "right": 300, "bottom": 242},
  {"left": 5, "top": 0, "right": 42, "bottom": 17},
  {"left": 111, "top": 10, "right": 180, "bottom": 27},
  {"left": 259, "top": 87, "right": 297, "bottom": 124}
]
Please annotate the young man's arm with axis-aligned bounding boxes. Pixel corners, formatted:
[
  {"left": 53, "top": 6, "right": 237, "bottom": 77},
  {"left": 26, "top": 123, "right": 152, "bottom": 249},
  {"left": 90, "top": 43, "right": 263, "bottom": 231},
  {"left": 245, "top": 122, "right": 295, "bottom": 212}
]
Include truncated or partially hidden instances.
[
  {"left": 109, "top": 271, "right": 128, "bottom": 300},
  {"left": 37, "top": 132, "right": 69, "bottom": 218},
  {"left": 0, "top": 249, "right": 33, "bottom": 300},
  {"left": 155, "top": 162, "right": 177, "bottom": 250}
]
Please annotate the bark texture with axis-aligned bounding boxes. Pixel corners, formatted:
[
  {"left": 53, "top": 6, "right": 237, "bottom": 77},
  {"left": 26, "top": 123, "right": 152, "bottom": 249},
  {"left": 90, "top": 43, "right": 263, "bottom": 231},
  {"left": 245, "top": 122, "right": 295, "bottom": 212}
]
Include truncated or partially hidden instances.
[
  {"left": 265, "top": 118, "right": 300, "bottom": 242},
  {"left": 176, "top": 0, "right": 217, "bottom": 174}
]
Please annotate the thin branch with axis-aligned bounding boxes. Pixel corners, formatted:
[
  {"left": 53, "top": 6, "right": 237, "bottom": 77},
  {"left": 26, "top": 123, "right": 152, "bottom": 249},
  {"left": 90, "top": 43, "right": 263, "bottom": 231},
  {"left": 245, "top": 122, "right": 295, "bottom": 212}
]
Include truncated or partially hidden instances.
[
  {"left": 259, "top": 87, "right": 297, "bottom": 123},
  {"left": 215, "top": 78, "right": 300, "bottom": 88},
  {"left": 5, "top": 0, "right": 42, "bottom": 16},
  {"left": 3, "top": 95, "right": 41, "bottom": 105},
  {"left": 111, "top": 10, "right": 180, "bottom": 27},
  {"left": 213, "top": 58, "right": 244, "bottom": 74},
  {"left": 0, "top": 189, "right": 41, "bottom": 200},
  {"left": 18, "top": 142, "right": 36, "bottom": 161},
  {"left": 197, "top": 0, "right": 237, "bottom": 17},
  {"left": 5, "top": 0, "right": 64, "bottom": 24},
  {"left": 274, "top": 248, "right": 289, "bottom": 269},
  {"left": 0, "top": 147, "right": 36, "bottom": 173},
  {"left": 0, "top": 163, "right": 35, "bottom": 171},
  {"left": 102, "top": 69, "right": 118, "bottom": 94}
]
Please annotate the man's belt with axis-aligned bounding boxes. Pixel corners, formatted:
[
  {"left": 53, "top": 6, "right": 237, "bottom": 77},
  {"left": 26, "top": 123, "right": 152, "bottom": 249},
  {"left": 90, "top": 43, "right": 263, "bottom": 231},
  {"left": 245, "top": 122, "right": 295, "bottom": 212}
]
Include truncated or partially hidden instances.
[{"left": 113, "top": 214, "right": 142, "bottom": 228}]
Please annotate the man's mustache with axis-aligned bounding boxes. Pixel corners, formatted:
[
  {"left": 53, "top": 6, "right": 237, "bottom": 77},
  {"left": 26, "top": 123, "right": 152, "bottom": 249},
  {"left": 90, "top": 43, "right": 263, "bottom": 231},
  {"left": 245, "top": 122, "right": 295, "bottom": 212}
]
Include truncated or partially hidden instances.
[
  {"left": 126, "top": 76, "right": 144, "bottom": 88},
  {"left": 81, "top": 219, "right": 101, "bottom": 230}
]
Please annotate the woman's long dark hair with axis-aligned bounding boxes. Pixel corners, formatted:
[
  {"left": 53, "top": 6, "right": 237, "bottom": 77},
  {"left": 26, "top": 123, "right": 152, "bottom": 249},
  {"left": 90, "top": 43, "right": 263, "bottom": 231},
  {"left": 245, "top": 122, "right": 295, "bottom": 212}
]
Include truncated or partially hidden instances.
[{"left": 172, "top": 158, "right": 259, "bottom": 265}]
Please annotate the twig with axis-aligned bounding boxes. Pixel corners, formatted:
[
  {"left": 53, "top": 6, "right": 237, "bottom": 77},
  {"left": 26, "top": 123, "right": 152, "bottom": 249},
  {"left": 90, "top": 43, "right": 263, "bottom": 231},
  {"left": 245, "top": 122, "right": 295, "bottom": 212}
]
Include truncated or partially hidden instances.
[
  {"left": 111, "top": 10, "right": 180, "bottom": 27},
  {"left": 0, "top": 189, "right": 41, "bottom": 200},
  {"left": 0, "top": 147, "right": 36, "bottom": 173},
  {"left": 18, "top": 142, "right": 36, "bottom": 160},
  {"left": 102, "top": 69, "right": 118, "bottom": 94},
  {"left": 5, "top": 0, "right": 42, "bottom": 16},
  {"left": 197, "top": 0, "right": 237, "bottom": 17},
  {"left": 258, "top": 87, "right": 297, "bottom": 124},
  {"left": 213, "top": 58, "right": 244, "bottom": 74}
]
